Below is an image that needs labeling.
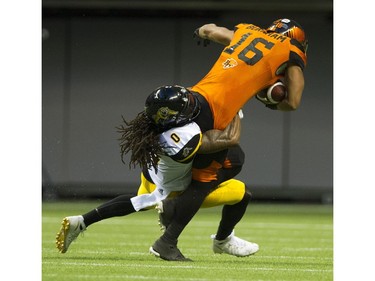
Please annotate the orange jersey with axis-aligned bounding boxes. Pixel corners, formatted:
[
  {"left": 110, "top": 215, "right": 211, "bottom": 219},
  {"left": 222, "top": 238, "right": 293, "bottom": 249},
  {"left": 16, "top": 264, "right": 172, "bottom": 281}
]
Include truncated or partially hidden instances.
[{"left": 191, "top": 23, "right": 307, "bottom": 130}]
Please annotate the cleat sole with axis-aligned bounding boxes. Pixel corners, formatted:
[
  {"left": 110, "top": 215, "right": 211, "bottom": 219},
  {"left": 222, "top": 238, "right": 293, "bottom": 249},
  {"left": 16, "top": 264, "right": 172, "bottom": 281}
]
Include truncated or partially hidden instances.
[{"left": 55, "top": 217, "right": 71, "bottom": 253}]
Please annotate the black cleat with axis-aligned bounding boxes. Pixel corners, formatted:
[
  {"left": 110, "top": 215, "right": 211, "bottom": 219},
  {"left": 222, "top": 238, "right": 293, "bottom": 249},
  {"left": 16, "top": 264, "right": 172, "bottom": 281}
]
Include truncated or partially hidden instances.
[{"left": 149, "top": 238, "right": 192, "bottom": 261}]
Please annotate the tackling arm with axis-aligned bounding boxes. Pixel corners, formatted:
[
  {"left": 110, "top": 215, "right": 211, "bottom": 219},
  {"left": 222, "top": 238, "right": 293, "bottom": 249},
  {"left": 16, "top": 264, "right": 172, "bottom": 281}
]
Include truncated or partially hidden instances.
[
  {"left": 196, "top": 24, "right": 234, "bottom": 46},
  {"left": 198, "top": 114, "right": 241, "bottom": 154}
]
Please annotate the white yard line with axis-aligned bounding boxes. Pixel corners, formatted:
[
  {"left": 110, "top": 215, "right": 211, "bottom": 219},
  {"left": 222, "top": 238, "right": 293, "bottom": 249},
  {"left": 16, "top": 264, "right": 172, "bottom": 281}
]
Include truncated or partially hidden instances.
[{"left": 42, "top": 260, "right": 333, "bottom": 273}]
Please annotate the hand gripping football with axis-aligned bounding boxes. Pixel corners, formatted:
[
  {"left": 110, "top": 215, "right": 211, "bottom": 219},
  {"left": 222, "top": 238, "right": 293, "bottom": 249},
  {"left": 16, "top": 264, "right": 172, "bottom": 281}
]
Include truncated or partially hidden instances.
[
  {"left": 267, "top": 81, "right": 287, "bottom": 104},
  {"left": 256, "top": 81, "right": 287, "bottom": 105}
]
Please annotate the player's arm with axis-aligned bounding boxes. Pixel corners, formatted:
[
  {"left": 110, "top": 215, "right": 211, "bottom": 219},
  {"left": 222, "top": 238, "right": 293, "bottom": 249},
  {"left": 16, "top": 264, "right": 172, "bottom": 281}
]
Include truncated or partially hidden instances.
[
  {"left": 198, "top": 114, "right": 241, "bottom": 154},
  {"left": 196, "top": 24, "right": 234, "bottom": 46},
  {"left": 277, "top": 65, "right": 305, "bottom": 111}
]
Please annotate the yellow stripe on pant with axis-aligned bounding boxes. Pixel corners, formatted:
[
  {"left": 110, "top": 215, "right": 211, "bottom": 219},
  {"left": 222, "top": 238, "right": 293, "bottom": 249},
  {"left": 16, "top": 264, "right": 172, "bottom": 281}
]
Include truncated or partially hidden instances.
[{"left": 137, "top": 173, "right": 245, "bottom": 209}]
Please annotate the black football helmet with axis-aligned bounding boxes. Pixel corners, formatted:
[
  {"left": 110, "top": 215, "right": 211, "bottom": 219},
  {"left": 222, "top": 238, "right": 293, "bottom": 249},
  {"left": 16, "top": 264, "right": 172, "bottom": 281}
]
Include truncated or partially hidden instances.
[
  {"left": 145, "top": 85, "right": 201, "bottom": 130},
  {"left": 266, "top": 18, "right": 308, "bottom": 53}
]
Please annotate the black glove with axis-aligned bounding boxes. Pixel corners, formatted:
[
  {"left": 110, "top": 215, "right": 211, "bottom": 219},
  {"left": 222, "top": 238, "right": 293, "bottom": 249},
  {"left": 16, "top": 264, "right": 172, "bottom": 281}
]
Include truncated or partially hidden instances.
[
  {"left": 265, "top": 104, "right": 278, "bottom": 110},
  {"left": 193, "top": 28, "right": 210, "bottom": 47}
]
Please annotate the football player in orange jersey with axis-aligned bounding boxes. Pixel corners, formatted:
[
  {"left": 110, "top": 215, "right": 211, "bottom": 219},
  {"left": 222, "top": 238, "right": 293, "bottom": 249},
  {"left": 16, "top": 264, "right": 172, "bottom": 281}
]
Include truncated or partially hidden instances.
[
  {"left": 191, "top": 18, "right": 307, "bottom": 130},
  {"left": 149, "top": 19, "right": 308, "bottom": 261},
  {"left": 55, "top": 88, "right": 258, "bottom": 257}
]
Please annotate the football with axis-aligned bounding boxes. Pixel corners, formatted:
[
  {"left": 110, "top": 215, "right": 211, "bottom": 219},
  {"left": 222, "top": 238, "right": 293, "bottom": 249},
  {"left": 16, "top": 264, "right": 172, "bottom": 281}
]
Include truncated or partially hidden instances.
[
  {"left": 256, "top": 81, "right": 287, "bottom": 105},
  {"left": 267, "top": 81, "right": 287, "bottom": 104}
]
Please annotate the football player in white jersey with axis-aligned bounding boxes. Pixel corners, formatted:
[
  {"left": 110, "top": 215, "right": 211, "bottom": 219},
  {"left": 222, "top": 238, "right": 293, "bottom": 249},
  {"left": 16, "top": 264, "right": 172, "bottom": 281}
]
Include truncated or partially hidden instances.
[
  {"left": 143, "top": 86, "right": 258, "bottom": 261},
  {"left": 55, "top": 86, "right": 258, "bottom": 258}
]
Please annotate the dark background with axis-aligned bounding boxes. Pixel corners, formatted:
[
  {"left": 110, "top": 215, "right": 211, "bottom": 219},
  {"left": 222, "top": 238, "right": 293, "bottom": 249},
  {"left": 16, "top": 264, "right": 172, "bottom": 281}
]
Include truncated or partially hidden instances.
[{"left": 42, "top": 0, "right": 333, "bottom": 203}]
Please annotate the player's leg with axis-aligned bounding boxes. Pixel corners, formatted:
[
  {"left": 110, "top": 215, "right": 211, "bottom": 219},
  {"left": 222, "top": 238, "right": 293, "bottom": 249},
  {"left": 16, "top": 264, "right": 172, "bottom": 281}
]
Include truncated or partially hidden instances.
[
  {"left": 200, "top": 179, "right": 246, "bottom": 207},
  {"left": 56, "top": 173, "right": 152, "bottom": 253},
  {"left": 150, "top": 147, "right": 244, "bottom": 261},
  {"left": 150, "top": 179, "right": 213, "bottom": 261},
  {"left": 180, "top": 178, "right": 259, "bottom": 256},
  {"left": 200, "top": 146, "right": 259, "bottom": 256},
  {"left": 157, "top": 145, "right": 245, "bottom": 230},
  {"left": 211, "top": 193, "right": 259, "bottom": 257}
]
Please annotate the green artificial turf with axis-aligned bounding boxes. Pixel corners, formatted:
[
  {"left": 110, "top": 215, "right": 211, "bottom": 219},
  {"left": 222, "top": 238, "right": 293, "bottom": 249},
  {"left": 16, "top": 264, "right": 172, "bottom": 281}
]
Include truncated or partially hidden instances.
[{"left": 42, "top": 201, "right": 333, "bottom": 281}]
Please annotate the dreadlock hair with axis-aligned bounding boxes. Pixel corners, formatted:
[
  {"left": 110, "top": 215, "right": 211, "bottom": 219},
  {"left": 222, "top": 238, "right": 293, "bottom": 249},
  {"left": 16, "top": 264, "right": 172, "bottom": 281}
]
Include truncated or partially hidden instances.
[{"left": 117, "top": 111, "right": 163, "bottom": 171}]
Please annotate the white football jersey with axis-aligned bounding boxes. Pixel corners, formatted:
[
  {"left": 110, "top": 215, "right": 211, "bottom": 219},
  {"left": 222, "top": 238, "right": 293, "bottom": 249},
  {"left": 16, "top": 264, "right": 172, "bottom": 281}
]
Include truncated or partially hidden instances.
[{"left": 131, "top": 122, "right": 202, "bottom": 211}]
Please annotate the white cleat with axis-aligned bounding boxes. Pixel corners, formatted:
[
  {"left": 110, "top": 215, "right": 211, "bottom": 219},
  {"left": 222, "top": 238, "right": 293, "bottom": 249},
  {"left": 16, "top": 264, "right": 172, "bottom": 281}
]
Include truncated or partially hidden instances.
[
  {"left": 55, "top": 215, "right": 86, "bottom": 253},
  {"left": 211, "top": 231, "right": 259, "bottom": 257}
]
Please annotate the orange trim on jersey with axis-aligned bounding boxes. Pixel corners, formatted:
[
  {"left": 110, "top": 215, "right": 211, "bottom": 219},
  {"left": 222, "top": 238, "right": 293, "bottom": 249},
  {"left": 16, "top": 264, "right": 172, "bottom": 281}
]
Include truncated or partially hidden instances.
[
  {"left": 222, "top": 158, "right": 232, "bottom": 169},
  {"left": 192, "top": 160, "right": 223, "bottom": 182}
]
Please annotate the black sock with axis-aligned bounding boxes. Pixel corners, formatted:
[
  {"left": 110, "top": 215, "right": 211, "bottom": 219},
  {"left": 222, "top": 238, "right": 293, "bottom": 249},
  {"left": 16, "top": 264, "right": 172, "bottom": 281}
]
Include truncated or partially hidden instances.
[
  {"left": 215, "top": 191, "right": 251, "bottom": 240},
  {"left": 82, "top": 194, "right": 137, "bottom": 227}
]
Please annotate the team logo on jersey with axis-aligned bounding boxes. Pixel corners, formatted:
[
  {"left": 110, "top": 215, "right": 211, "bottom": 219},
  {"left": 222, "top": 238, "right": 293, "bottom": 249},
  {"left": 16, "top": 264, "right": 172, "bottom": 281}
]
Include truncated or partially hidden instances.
[
  {"left": 222, "top": 58, "right": 238, "bottom": 69},
  {"left": 182, "top": 147, "right": 193, "bottom": 158},
  {"left": 152, "top": 107, "right": 179, "bottom": 124},
  {"left": 158, "top": 188, "right": 164, "bottom": 195}
]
